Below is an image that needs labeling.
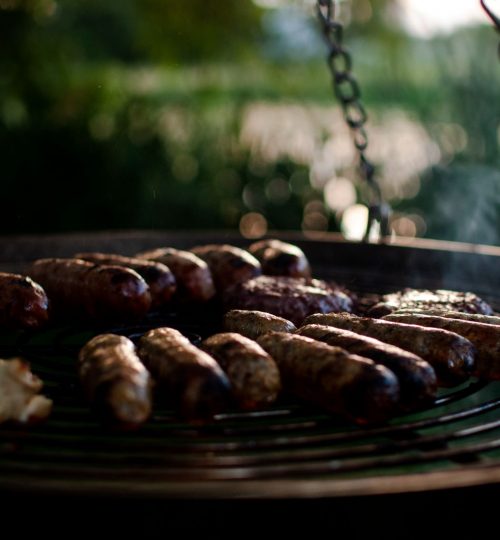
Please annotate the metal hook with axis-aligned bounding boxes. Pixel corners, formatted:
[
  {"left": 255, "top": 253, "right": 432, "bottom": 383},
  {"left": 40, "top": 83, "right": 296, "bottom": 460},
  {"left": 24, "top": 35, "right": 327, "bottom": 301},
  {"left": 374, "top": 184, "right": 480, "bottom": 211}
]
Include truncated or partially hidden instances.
[
  {"left": 317, "top": 0, "right": 335, "bottom": 22},
  {"left": 481, "top": 0, "right": 500, "bottom": 31}
]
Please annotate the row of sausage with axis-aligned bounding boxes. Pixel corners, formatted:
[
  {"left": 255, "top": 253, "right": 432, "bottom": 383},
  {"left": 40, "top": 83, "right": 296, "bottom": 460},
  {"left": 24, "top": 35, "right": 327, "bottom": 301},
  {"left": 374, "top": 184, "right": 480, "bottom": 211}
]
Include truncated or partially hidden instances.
[
  {"left": 0, "top": 239, "right": 312, "bottom": 329},
  {"left": 75, "top": 306, "right": 500, "bottom": 427}
]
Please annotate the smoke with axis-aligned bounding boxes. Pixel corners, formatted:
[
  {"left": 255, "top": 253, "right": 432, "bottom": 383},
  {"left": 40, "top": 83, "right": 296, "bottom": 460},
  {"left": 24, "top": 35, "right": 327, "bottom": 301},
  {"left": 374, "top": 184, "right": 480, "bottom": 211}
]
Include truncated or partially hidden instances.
[
  {"left": 410, "top": 163, "right": 500, "bottom": 299},
  {"left": 411, "top": 164, "right": 500, "bottom": 246}
]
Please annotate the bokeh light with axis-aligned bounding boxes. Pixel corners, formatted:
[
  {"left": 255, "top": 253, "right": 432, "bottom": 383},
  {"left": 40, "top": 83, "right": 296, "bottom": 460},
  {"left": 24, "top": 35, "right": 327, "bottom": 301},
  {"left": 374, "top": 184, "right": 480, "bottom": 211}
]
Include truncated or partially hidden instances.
[
  {"left": 239, "top": 212, "right": 268, "bottom": 238},
  {"left": 89, "top": 114, "right": 115, "bottom": 141},
  {"left": 323, "top": 177, "right": 357, "bottom": 212},
  {"left": 265, "top": 177, "right": 291, "bottom": 204},
  {"left": 341, "top": 204, "right": 369, "bottom": 241},
  {"left": 391, "top": 212, "right": 427, "bottom": 238}
]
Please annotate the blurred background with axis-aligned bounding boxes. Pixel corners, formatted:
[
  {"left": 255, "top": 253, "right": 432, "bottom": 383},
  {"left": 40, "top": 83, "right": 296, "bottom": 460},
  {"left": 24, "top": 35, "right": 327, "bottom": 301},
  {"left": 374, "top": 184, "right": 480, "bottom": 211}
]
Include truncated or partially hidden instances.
[{"left": 1, "top": 0, "right": 499, "bottom": 244}]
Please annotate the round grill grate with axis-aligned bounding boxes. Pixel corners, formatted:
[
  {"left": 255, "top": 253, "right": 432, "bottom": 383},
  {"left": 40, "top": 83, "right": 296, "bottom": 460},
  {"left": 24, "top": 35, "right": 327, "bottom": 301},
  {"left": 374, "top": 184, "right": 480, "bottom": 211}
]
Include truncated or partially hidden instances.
[{"left": 2, "top": 303, "right": 500, "bottom": 498}]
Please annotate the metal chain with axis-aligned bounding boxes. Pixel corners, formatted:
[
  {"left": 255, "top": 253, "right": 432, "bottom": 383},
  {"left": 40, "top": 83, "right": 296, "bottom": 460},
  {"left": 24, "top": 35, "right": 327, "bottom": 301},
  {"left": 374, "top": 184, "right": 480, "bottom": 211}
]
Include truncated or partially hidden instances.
[
  {"left": 316, "top": 0, "right": 390, "bottom": 241},
  {"left": 480, "top": 0, "right": 500, "bottom": 59}
]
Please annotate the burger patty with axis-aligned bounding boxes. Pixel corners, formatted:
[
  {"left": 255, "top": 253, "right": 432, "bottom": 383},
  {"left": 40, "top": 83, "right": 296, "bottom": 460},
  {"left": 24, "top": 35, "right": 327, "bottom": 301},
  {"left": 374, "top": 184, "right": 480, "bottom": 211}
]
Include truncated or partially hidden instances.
[
  {"left": 223, "top": 275, "right": 353, "bottom": 326},
  {"left": 367, "top": 288, "right": 493, "bottom": 318}
]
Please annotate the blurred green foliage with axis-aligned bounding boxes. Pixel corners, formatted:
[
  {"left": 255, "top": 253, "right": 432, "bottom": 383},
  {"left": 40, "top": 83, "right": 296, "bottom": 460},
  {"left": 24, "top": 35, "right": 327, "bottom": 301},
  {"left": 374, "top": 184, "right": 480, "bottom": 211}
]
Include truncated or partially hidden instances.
[{"left": 0, "top": 0, "right": 499, "bottom": 245}]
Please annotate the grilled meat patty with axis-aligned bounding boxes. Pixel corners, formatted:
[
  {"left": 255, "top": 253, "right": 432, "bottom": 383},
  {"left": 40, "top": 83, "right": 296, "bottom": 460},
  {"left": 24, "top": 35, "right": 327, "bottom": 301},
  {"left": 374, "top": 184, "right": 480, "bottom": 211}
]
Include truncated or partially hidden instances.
[
  {"left": 224, "top": 275, "right": 353, "bottom": 326},
  {"left": 368, "top": 288, "right": 493, "bottom": 317}
]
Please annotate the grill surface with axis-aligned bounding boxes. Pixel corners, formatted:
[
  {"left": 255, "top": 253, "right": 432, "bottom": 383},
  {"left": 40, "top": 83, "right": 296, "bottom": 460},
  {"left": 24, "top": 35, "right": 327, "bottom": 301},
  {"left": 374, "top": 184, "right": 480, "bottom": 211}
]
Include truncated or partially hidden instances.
[{"left": 1, "top": 231, "right": 500, "bottom": 521}]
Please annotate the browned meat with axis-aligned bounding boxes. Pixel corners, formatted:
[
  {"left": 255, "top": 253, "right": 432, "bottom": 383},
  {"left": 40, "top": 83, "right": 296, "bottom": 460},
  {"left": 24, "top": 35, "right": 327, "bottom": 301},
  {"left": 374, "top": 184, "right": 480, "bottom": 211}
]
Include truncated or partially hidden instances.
[
  {"left": 136, "top": 247, "right": 215, "bottom": 303},
  {"left": 202, "top": 332, "right": 281, "bottom": 410},
  {"left": 78, "top": 334, "right": 153, "bottom": 428},
  {"left": 257, "top": 332, "right": 400, "bottom": 424},
  {"left": 223, "top": 309, "right": 297, "bottom": 340},
  {"left": 224, "top": 276, "right": 353, "bottom": 326},
  {"left": 30, "top": 258, "right": 152, "bottom": 322},
  {"left": 368, "top": 288, "right": 493, "bottom": 317},
  {"left": 248, "top": 239, "right": 311, "bottom": 278},
  {"left": 0, "top": 272, "right": 49, "bottom": 329},
  {"left": 303, "top": 312, "right": 475, "bottom": 386},
  {"left": 137, "top": 327, "right": 231, "bottom": 421},
  {"left": 0, "top": 357, "right": 53, "bottom": 424},
  {"left": 191, "top": 244, "right": 261, "bottom": 293},
  {"left": 75, "top": 252, "right": 176, "bottom": 308},
  {"left": 383, "top": 313, "right": 500, "bottom": 380},
  {"left": 391, "top": 308, "right": 500, "bottom": 326},
  {"left": 296, "top": 324, "right": 437, "bottom": 411}
]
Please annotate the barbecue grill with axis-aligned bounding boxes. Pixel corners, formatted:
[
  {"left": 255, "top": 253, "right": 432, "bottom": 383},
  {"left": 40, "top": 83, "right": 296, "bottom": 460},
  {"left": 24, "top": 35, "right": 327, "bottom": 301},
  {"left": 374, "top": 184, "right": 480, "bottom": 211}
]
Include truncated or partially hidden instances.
[
  {"left": 2, "top": 2, "right": 500, "bottom": 535},
  {"left": 1, "top": 230, "right": 499, "bottom": 535}
]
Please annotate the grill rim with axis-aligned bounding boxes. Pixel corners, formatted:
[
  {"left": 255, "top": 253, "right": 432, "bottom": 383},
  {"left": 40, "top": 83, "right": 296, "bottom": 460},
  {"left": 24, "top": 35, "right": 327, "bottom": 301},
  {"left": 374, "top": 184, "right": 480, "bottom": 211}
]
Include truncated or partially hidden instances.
[{"left": 4, "top": 462, "right": 500, "bottom": 499}]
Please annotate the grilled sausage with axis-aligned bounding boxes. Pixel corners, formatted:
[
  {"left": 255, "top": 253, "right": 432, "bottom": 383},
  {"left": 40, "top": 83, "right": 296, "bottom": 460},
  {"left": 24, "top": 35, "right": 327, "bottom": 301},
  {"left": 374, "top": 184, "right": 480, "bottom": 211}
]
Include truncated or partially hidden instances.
[
  {"left": 383, "top": 313, "right": 500, "bottom": 380},
  {"left": 248, "top": 239, "right": 311, "bottom": 278},
  {"left": 78, "top": 334, "right": 153, "bottom": 428},
  {"left": 256, "top": 332, "right": 399, "bottom": 424},
  {"left": 391, "top": 308, "right": 500, "bottom": 326},
  {"left": 296, "top": 324, "right": 437, "bottom": 410},
  {"left": 223, "top": 309, "right": 297, "bottom": 340},
  {"left": 303, "top": 313, "right": 475, "bottom": 386},
  {"left": 190, "top": 244, "right": 261, "bottom": 293},
  {"left": 75, "top": 252, "right": 176, "bottom": 308},
  {"left": 136, "top": 247, "right": 215, "bottom": 303},
  {"left": 202, "top": 332, "right": 281, "bottom": 410},
  {"left": 30, "top": 258, "right": 151, "bottom": 321},
  {"left": 0, "top": 272, "right": 49, "bottom": 329},
  {"left": 137, "top": 327, "right": 231, "bottom": 421}
]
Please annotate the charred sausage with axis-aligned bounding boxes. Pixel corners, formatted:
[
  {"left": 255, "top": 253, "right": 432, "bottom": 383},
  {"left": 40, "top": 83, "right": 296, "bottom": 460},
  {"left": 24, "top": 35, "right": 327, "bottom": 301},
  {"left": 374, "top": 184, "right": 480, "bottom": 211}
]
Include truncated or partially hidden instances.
[
  {"left": 296, "top": 324, "right": 437, "bottom": 410},
  {"left": 391, "top": 308, "right": 500, "bottom": 326},
  {"left": 223, "top": 309, "right": 297, "bottom": 340},
  {"left": 257, "top": 332, "right": 399, "bottom": 424},
  {"left": 0, "top": 272, "right": 49, "bottom": 329},
  {"left": 30, "top": 258, "right": 151, "bottom": 321},
  {"left": 78, "top": 334, "right": 153, "bottom": 428},
  {"left": 190, "top": 244, "right": 261, "bottom": 293},
  {"left": 75, "top": 252, "right": 176, "bottom": 308},
  {"left": 136, "top": 247, "right": 215, "bottom": 303},
  {"left": 303, "top": 312, "right": 475, "bottom": 386},
  {"left": 248, "top": 239, "right": 311, "bottom": 278},
  {"left": 202, "top": 332, "right": 281, "bottom": 410},
  {"left": 137, "top": 327, "right": 231, "bottom": 421},
  {"left": 383, "top": 313, "right": 500, "bottom": 380}
]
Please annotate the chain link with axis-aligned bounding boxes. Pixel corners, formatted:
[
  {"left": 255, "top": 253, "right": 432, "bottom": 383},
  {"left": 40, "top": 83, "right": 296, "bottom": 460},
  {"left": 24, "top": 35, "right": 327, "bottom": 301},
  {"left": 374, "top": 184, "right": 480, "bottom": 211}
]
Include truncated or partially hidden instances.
[
  {"left": 316, "top": 0, "right": 390, "bottom": 241},
  {"left": 480, "top": 0, "right": 500, "bottom": 59}
]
